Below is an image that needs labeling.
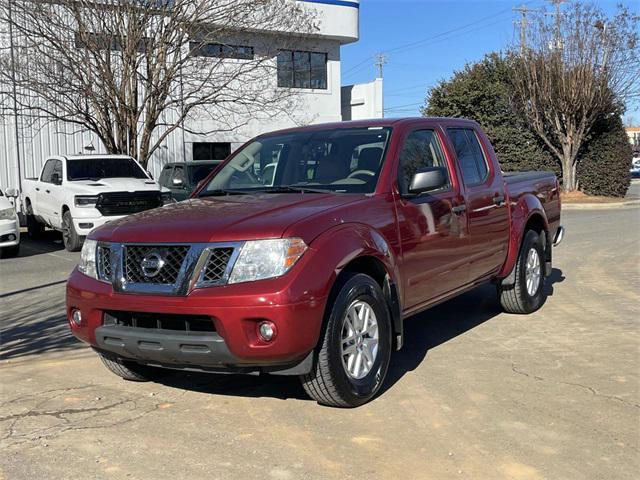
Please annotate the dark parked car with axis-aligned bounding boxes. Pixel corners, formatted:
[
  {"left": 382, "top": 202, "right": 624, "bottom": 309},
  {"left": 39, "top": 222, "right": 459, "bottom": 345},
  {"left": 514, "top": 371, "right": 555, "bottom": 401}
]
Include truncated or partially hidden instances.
[{"left": 158, "top": 161, "right": 221, "bottom": 201}]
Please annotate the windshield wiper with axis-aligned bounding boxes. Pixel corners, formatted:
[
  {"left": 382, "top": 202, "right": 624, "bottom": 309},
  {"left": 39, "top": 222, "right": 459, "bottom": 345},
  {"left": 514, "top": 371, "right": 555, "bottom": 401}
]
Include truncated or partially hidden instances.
[
  {"left": 253, "top": 186, "right": 330, "bottom": 194},
  {"left": 198, "top": 189, "right": 249, "bottom": 197},
  {"left": 71, "top": 176, "right": 102, "bottom": 182}
]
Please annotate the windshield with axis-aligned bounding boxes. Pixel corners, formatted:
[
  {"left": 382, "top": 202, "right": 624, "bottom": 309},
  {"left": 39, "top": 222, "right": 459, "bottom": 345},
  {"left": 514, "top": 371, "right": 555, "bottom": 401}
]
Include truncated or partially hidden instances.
[
  {"left": 200, "top": 127, "right": 392, "bottom": 195},
  {"left": 67, "top": 157, "right": 148, "bottom": 181},
  {"left": 190, "top": 164, "right": 218, "bottom": 185}
]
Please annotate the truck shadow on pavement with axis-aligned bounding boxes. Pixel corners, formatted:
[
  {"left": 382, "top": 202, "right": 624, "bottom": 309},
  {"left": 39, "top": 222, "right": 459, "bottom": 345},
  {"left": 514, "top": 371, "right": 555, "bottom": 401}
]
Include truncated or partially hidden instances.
[
  {"left": 154, "top": 268, "right": 565, "bottom": 403},
  {"left": 16, "top": 231, "right": 66, "bottom": 258}
]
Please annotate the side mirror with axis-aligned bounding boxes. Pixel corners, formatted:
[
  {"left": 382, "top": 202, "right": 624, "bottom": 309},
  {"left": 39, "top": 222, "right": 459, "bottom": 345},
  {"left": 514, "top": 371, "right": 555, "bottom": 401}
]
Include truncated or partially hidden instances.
[
  {"left": 5, "top": 188, "right": 19, "bottom": 198},
  {"left": 408, "top": 167, "right": 447, "bottom": 194},
  {"left": 51, "top": 173, "right": 62, "bottom": 185},
  {"left": 172, "top": 177, "right": 184, "bottom": 187}
]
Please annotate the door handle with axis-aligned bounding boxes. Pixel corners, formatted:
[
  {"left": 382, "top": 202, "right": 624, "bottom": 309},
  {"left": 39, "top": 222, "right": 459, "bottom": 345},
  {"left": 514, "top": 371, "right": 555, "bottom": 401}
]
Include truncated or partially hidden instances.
[
  {"left": 451, "top": 204, "right": 467, "bottom": 215},
  {"left": 45, "top": 189, "right": 50, "bottom": 194},
  {"left": 493, "top": 195, "right": 505, "bottom": 206},
  {"left": 35, "top": 187, "right": 40, "bottom": 192}
]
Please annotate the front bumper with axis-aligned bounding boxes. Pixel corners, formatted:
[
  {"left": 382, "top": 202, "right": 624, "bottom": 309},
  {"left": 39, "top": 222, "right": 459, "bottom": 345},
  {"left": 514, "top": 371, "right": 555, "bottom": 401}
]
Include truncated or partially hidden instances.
[
  {"left": 66, "top": 268, "right": 327, "bottom": 373},
  {"left": 71, "top": 211, "right": 124, "bottom": 236},
  {"left": 0, "top": 217, "right": 20, "bottom": 247}
]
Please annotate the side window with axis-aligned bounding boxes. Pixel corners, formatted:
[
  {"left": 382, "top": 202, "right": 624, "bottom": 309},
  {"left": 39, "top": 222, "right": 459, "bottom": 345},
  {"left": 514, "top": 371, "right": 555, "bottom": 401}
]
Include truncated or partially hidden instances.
[
  {"left": 448, "top": 128, "right": 489, "bottom": 186},
  {"left": 40, "top": 159, "right": 56, "bottom": 183},
  {"left": 398, "top": 129, "right": 450, "bottom": 195},
  {"left": 52, "top": 160, "right": 63, "bottom": 184},
  {"left": 158, "top": 166, "right": 172, "bottom": 187}
]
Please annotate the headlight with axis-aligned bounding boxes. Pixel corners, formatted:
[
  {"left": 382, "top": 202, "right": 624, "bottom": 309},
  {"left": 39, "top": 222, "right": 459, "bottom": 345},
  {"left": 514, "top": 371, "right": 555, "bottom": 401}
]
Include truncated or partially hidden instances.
[
  {"left": 228, "top": 238, "right": 307, "bottom": 284},
  {"left": 78, "top": 239, "right": 98, "bottom": 279},
  {"left": 74, "top": 195, "right": 99, "bottom": 207},
  {"left": 0, "top": 207, "right": 14, "bottom": 221},
  {"left": 161, "top": 192, "right": 176, "bottom": 205}
]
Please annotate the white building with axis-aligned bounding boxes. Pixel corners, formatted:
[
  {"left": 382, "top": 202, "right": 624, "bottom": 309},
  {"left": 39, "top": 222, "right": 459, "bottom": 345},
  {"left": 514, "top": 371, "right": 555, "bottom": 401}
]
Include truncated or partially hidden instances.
[{"left": 0, "top": 0, "right": 382, "bottom": 193}]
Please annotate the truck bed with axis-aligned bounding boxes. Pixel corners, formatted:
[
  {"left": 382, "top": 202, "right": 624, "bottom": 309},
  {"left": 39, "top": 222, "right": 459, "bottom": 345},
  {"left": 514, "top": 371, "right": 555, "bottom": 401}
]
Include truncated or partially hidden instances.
[{"left": 503, "top": 171, "right": 556, "bottom": 185}]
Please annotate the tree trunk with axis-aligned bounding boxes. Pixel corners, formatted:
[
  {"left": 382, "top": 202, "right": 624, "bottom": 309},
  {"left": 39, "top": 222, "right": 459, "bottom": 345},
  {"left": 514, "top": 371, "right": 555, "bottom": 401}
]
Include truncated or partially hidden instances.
[{"left": 561, "top": 154, "right": 577, "bottom": 192}]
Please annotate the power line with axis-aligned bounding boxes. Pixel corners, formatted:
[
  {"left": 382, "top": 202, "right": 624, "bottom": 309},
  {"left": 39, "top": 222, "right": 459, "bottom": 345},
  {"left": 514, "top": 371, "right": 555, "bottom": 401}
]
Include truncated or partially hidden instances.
[{"left": 343, "top": 2, "right": 540, "bottom": 76}]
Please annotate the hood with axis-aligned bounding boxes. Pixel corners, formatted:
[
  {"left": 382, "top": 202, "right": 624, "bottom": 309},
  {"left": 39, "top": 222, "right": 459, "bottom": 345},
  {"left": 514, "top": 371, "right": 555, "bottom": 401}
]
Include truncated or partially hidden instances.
[
  {"left": 91, "top": 192, "right": 363, "bottom": 243},
  {"left": 71, "top": 177, "right": 160, "bottom": 194}
]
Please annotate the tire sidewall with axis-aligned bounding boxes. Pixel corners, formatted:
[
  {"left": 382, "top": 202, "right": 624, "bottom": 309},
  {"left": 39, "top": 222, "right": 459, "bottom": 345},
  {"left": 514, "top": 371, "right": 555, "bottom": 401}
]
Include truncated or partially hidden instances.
[
  {"left": 326, "top": 274, "right": 392, "bottom": 405},
  {"left": 62, "top": 211, "right": 82, "bottom": 252},
  {"left": 518, "top": 231, "right": 545, "bottom": 311}
]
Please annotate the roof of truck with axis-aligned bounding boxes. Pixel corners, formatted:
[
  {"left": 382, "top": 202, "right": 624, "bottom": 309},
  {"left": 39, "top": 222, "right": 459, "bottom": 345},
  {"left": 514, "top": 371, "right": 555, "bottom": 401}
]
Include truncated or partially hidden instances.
[
  {"left": 55, "top": 154, "right": 135, "bottom": 161},
  {"left": 258, "top": 117, "right": 480, "bottom": 138}
]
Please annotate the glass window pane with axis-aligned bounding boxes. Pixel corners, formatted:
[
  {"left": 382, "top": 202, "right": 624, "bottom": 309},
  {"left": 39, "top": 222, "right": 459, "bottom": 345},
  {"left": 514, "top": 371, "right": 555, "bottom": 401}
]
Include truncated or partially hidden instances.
[
  {"left": 465, "top": 130, "right": 488, "bottom": 181},
  {"left": 448, "top": 128, "right": 480, "bottom": 185},
  {"left": 40, "top": 160, "right": 55, "bottom": 183},
  {"left": 293, "top": 51, "right": 311, "bottom": 89},
  {"left": 398, "top": 130, "right": 449, "bottom": 194},
  {"left": 277, "top": 51, "right": 293, "bottom": 87},
  {"left": 310, "top": 53, "right": 327, "bottom": 89}
]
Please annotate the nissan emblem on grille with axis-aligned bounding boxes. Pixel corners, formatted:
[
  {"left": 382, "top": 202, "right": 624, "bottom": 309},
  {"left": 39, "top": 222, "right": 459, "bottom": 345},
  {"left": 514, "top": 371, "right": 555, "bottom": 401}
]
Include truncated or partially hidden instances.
[{"left": 141, "top": 252, "right": 165, "bottom": 278}]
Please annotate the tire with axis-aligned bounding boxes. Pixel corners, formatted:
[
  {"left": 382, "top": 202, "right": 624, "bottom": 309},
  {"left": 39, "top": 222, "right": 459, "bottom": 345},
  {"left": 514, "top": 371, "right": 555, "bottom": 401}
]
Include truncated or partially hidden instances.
[
  {"left": 62, "top": 210, "right": 84, "bottom": 252},
  {"left": 498, "top": 229, "right": 547, "bottom": 314},
  {"left": 300, "top": 273, "right": 392, "bottom": 408},
  {"left": 0, "top": 244, "right": 20, "bottom": 258},
  {"left": 26, "top": 204, "right": 45, "bottom": 238},
  {"left": 97, "top": 351, "right": 161, "bottom": 382}
]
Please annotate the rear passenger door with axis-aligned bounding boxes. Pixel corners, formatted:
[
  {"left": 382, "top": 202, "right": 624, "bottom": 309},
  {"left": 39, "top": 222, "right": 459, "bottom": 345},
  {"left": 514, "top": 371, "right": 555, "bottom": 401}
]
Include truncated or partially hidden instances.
[
  {"left": 394, "top": 128, "right": 470, "bottom": 310},
  {"left": 446, "top": 127, "right": 509, "bottom": 282}
]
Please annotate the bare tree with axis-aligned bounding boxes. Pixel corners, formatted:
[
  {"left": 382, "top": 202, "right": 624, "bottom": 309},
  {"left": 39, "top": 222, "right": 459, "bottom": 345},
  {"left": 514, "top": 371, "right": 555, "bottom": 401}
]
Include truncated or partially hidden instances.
[
  {"left": 0, "top": 0, "right": 317, "bottom": 165},
  {"left": 512, "top": 1, "right": 639, "bottom": 192}
]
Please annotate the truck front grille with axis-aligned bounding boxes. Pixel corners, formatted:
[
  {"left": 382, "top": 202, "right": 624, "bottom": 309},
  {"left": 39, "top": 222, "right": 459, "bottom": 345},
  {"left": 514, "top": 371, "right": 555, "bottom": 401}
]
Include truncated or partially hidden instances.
[
  {"left": 96, "top": 191, "right": 162, "bottom": 216},
  {"left": 97, "top": 245, "right": 112, "bottom": 281},
  {"left": 124, "top": 245, "right": 189, "bottom": 284},
  {"left": 103, "top": 311, "right": 215, "bottom": 332},
  {"left": 202, "top": 248, "right": 234, "bottom": 284},
  {"left": 95, "top": 241, "right": 241, "bottom": 295}
]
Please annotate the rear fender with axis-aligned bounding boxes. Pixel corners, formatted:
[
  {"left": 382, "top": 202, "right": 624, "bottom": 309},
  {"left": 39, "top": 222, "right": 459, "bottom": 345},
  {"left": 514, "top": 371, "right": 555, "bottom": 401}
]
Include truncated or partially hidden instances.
[{"left": 498, "top": 193, "right": 549, "bottom": 284}]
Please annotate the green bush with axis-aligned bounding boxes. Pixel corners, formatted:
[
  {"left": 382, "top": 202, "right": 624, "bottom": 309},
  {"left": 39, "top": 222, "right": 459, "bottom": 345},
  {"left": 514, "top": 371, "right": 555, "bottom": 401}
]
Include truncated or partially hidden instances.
[{"left": 577, "top": 115, "right": 632, "bottom": 197}]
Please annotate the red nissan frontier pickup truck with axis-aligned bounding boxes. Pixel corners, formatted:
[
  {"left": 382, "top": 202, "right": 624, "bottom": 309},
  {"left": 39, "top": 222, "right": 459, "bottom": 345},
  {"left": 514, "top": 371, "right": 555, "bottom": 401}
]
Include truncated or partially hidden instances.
[{"left": 67, "top": 118, "right": 564, "bottom": 407}]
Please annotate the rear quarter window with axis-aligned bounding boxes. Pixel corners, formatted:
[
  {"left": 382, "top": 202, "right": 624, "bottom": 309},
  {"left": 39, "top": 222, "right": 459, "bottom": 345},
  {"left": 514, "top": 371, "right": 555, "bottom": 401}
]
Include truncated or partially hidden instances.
[{"left": 447, "top": 128, "right": 489, "bottom": 186}]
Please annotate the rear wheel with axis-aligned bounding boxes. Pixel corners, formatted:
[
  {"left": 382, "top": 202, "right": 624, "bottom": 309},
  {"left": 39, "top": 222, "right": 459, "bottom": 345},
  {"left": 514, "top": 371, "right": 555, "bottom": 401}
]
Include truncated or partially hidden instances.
[
  {"left": 300, "top": 273, "right": 392, "bottom": 408},
  {"left": 97, "top": 351, "right": 162, "bottom": 382},
  {"left": 62, "top": 211, "right": 83, "bottom": 252},
  {"left": 498, "top": 230, "right": 546, "bottom": 314}
]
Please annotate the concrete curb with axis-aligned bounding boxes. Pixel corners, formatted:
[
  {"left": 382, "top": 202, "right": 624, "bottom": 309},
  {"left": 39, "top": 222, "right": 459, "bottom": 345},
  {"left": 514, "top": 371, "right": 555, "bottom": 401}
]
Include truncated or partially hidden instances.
[{"left": 562, "top": 200, "right": 640, "bottom": 210}]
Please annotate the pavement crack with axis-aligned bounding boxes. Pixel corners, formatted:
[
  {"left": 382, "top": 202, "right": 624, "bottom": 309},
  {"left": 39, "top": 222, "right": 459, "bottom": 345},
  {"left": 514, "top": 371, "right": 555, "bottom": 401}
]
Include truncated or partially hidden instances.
[
  {"left": 511, "top": 362, "right": 639, "bottom": 409},
  {"left": 0, "top": 399, "right": 130, "bottom": 424}
]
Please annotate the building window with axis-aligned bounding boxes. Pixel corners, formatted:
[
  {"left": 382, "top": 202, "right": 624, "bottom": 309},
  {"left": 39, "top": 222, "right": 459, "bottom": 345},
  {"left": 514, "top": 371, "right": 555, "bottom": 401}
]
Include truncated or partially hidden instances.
[
  {"left": 277, "top": 50, "right": 327, "bottom": 89},
  {"left": 190, "top": 42, "right": 254, "bottom": 60},
  {"left": 193, "top": 142, "right": 231, "bottom": 161}
]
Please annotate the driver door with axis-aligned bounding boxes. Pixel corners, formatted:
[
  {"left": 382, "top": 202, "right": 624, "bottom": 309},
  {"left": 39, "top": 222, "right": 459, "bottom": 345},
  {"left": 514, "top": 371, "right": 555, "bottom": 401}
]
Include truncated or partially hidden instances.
[{"left": 394, "top": 128, "right": 470, "bottom": 311}]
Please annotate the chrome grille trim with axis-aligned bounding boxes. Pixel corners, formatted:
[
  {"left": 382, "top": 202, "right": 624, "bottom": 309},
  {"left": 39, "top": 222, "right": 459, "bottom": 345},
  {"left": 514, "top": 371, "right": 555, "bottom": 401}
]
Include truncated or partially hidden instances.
[
  {"left": 96, "top": 245, "right": 113, "bottom": 282},
  {"left": 102, "top": 242, "right": 243, "bottom": 296}
]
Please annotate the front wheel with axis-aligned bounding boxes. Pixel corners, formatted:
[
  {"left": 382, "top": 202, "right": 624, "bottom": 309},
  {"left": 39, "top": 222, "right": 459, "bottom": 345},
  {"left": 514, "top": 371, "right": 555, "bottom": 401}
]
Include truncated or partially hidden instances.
[
  {"left": 97, "top": 352, "right": 162, "bottom": 382},
  {"left": 62, "top": 211, "right": 83, "bottom": 252},
  {"left": 498, "top": 229, "right": 547, "bottom": 314},
  {"left": 300, "top": 273, "right": 392, "bottom": 408}
]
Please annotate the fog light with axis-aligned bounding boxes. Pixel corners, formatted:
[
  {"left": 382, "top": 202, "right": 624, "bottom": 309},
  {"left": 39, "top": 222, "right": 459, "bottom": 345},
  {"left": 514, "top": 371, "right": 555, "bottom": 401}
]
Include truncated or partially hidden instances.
[
  {"left": 72, "top": 309, "right": 82, "bottom": 326},
  {"left": 258, "top": 321, "right": 276, "bottom": 342},
  {"left": 7, "top": 234, "right": 16, "bottom": 241}
]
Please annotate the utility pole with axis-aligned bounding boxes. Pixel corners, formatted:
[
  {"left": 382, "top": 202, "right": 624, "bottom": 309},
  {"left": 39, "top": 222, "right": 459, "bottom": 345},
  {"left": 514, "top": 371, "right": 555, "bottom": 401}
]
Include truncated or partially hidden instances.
[
  {"left": 375, "top": 53, "right": 387, "bottom": 79},
  {"left": 513, "top": 5, "right": 540, "bottom": 54},
  {"left": 547, "top": 0, "right": 565, "bottom": 51},
  {"left": 374, "top": 53, "right": 387, "bottom": 118}
]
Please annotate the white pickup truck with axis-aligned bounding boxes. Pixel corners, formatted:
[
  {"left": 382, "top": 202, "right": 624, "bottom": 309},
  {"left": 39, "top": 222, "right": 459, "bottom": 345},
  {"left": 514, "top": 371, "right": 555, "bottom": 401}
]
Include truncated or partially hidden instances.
[{"left": 22, "top": 155, "right": 169, "bottom": 251}]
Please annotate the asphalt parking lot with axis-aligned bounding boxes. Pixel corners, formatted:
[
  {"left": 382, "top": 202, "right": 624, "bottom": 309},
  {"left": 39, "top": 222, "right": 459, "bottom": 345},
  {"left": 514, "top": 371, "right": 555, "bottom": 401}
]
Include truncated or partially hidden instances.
[{"left": 1, "top": 206, "right": 639, "bottom": 480}]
